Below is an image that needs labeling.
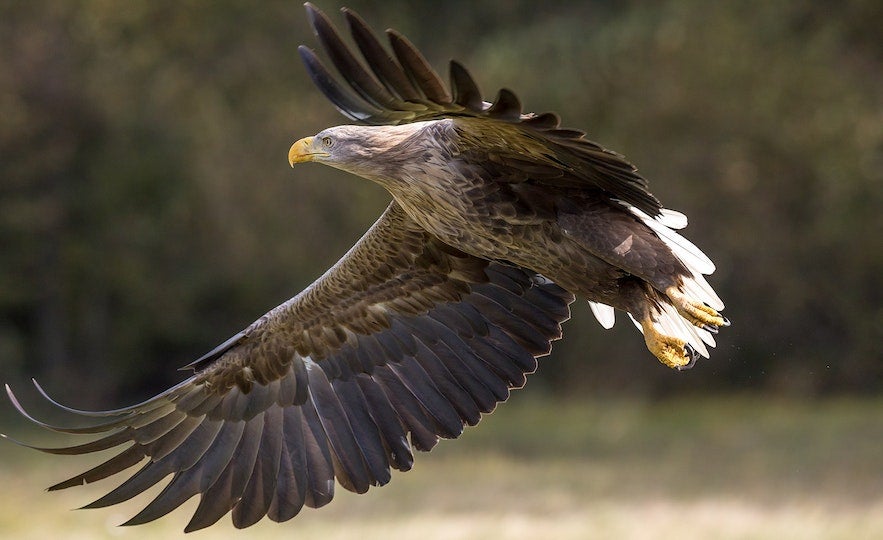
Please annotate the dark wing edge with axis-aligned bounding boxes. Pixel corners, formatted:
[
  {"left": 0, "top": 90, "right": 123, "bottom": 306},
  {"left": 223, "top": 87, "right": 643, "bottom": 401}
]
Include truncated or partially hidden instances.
[
  {"left": 4, "top": 202, "right": 573, "bottom": 531},
  {"left": 300, "top": 3, "right": 661, "bottom": 215}
]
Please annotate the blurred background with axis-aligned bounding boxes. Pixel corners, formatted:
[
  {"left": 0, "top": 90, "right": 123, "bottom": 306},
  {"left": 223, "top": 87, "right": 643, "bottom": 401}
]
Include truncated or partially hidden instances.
[{"left": 0, "top": 1, "right": 881, "bottom": 538}]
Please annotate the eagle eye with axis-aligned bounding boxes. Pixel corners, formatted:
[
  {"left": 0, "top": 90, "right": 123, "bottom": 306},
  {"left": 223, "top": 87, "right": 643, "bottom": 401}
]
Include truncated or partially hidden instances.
[{"left": 321, "top": 136, "right": 333, "bottom": 148}]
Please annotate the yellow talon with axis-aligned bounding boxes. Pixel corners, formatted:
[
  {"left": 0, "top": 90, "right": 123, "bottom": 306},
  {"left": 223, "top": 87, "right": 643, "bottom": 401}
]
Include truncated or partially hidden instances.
[{"left": 666, "top": 286, "right": 729, "bottom": 330}]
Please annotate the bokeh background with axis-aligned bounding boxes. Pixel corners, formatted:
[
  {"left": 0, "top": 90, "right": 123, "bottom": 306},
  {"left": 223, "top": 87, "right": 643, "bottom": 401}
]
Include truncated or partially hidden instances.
[{"left": 0, "top": 1, "right": 880, "bottom": 538}]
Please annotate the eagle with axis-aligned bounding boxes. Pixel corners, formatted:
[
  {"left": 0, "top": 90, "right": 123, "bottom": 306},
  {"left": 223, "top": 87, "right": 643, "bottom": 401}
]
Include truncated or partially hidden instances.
[{"left": 4, "top": 3, "right": 727, "bottom": 532}]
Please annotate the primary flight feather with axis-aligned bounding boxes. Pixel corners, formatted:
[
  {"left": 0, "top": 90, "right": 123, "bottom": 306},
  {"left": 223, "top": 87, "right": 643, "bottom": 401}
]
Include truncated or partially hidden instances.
[{"left": 5, "top": 3, "right": 727, "bottom": 531}]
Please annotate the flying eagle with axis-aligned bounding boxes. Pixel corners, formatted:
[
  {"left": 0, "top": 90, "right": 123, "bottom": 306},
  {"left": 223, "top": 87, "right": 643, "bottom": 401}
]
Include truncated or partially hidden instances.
[{"left": 5, "top": 3, "right": 727, "bottom": 531}]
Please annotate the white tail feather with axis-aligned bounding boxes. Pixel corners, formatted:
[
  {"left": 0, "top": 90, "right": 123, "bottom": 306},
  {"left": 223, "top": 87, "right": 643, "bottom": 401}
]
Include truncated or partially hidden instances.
[
  {"left": 659, "top": 208, "right": 688, "bottom": 229},
  {"left": 680, "top": 271, "right": 724, "bottom": 311},
  {"left": 589, "top": 301, "right": 616, "bottom": 329},
  {"left": 627, "top": 205, "right": 724, "bottom": 311},
  {"left": 628, "top": 313, "right": 642, "bottom": 332},
  {"left": 628, "top": 206, "right": 716, "bottom": 275}
]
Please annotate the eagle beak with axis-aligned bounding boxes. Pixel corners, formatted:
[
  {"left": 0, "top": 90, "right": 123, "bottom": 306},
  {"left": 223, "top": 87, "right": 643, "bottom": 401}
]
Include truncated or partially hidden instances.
[{"left": 288, "top": 137, "right": 325, "bottom": 167}]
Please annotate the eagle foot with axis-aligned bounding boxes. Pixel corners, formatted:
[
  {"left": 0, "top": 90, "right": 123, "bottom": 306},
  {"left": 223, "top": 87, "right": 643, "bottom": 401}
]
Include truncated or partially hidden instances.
[
  {"left": 665, "top": 286, "right": 729, "bottom": 331},
  {"left": 641, "top": 321, "right": 699, "bottom": 369}
]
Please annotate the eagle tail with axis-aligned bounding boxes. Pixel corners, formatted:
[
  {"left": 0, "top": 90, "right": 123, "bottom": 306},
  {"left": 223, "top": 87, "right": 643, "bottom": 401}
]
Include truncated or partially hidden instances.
[{"left": 589, "top": 205, "right": 728, "bottom": 368}]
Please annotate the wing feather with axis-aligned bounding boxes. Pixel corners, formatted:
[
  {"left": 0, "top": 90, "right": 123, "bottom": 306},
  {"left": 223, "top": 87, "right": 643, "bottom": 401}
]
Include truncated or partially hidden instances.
[
  {"left": 298, "top": 45, "right": 391, "bottom": 124},
  {"left": 266, "top": 409, "right": 307, "bottom": 522},
  {"left": 450, "top": 60, "right": 484, "bottom": 111},
  {"left": 122, "top": 420, "right": 244, "bottom": 526},
  {"left": 306, "top": 5, "right": 402, "bottom": 111},
  {"left": 329, "top": 376, "right": 391, "bottom": 484},
  {"left": 184, "top": 414, "right": 264, "bottom": 532},
  {"left": 387, "top": 30, "right": 452, "bottom": 104},
  {"left": 486, "top": 88, "right": 522, "bottom": 121},
  {"left": 231, "top": 405, "right": 284, "bottom": 528},
  {"left": 47, "top": 446, "right": 145, "bottom": 491},
  {"left": 387, "top": 355, "right": 464, "bottom": 439},
  {"left": 408, "top": 334, "right": 482, "bottom": 426},
  {"left": 355, "top": 374, "right": 412, "bottom": 471},
  {"left": 426, "top": 321, "right": 511, "bottom": 406},
  {"left": 305, "top": 359, "right": 373, "bottom": 494},
  {"left": 342, "top": 7, "right": 423, "bottom": 102}
]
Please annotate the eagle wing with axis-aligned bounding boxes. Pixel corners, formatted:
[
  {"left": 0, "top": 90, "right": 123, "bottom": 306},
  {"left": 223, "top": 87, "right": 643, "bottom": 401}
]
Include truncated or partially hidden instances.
[
  {"left": 6, "top": 202, "right": 573, "bottom": 531},
  {"left": 300, "top": 3, "right": 662, "bottom": 216}
]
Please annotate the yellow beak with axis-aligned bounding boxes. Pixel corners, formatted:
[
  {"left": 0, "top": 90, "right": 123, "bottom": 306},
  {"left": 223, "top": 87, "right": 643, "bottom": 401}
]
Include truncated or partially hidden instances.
[{"left": 288, "top": 136, "right": 325, "bottom": 167}]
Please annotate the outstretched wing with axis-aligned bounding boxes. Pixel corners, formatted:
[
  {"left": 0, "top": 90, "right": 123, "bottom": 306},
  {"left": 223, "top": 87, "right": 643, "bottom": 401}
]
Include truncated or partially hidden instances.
[
  {"left": 6, "top": 202, "right": 573, "bottom": 531},
  {"left": 300, "top": 3, "right": 662, "bottom": 216}
]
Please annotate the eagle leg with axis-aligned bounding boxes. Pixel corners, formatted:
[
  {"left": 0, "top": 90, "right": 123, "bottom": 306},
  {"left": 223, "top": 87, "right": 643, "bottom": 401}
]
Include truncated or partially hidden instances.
[
  {"left": 639, "top": 317, "right": 699, "bottom": 370},
  {"left": 665, "top": 286, "right": 730, "bottom": 332}
]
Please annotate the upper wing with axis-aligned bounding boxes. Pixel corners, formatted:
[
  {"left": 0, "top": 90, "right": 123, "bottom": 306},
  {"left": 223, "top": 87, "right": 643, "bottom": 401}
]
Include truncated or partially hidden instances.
[
  {"left": 6, "top": 202, "right": 573, "bottom": 531},
  {"left": 300, "top": 3, "right": 661, "bottom": 216}
]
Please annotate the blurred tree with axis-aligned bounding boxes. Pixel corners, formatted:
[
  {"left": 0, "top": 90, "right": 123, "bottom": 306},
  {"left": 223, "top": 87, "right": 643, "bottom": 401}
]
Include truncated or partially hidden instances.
[{"left": 0, "top": 0, "right": 880, "bottom": 406}]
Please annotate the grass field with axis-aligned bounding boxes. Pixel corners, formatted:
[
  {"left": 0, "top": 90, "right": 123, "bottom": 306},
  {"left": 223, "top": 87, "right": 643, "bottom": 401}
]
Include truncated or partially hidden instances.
[{"left": 0, "top": 396, "right": 880, "bottom": 539}]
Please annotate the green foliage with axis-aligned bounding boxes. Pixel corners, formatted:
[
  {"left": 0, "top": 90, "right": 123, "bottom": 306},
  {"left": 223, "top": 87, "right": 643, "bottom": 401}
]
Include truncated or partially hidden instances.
[{"left": 0, "top": 1, "right": 880, "bottom": 403}]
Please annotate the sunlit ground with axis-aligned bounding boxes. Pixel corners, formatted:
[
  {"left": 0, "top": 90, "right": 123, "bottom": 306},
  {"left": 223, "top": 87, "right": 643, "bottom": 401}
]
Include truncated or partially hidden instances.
[{"left": 0, "top": 396, "right": 880, "bottom": 539}]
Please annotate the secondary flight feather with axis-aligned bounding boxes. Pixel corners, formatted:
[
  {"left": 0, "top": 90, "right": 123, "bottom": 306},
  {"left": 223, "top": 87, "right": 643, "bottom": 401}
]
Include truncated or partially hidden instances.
[{"left": 4, "top": 3, "right": 727, "bottom": 531}]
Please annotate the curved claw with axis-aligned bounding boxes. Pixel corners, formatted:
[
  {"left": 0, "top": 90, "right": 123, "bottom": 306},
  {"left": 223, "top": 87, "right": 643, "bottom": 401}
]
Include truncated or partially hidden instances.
[{"left": 676, "top": 344, "right": 700, "bottom": 371}]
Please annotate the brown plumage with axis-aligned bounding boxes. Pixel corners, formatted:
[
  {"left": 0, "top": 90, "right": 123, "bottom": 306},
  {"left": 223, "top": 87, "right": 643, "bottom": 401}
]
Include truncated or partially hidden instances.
[{"left": 4, "top": 4, "right": 727, "bottom": 531}]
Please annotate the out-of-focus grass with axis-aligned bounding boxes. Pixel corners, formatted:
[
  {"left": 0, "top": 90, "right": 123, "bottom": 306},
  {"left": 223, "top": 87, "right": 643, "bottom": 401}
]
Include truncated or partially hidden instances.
[{"left": 0, "top": 396, "right": 880, "bottom": 539}]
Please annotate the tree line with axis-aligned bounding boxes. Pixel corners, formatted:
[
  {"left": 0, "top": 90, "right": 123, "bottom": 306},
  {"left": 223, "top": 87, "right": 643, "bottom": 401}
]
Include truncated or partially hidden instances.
[{"left": 0, "top": 0, "right": 880, "bottom": 407}]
